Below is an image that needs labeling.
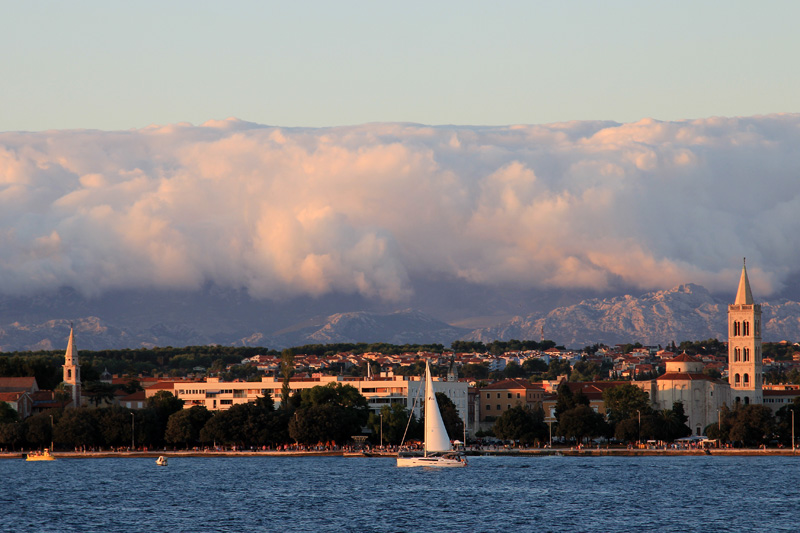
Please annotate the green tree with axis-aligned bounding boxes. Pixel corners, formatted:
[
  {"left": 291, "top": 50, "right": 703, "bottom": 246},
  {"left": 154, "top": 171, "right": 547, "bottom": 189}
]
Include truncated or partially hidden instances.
[
  {"left": 146, "top": 390, "right": 184, "bottom": 445},
  {"left": 280, "top": 349, "right": 295, "bottom": 410},
  {"left": 165, "top": 406, "right": 212, "bottom": 448},
  {"left": 288, "top": 384, "right": 369, "bottom": 444},
  {"left": 775, "top": 397, "right": 800, "bottom": 446},
  {"left": 460, "top": 363, "right": 489, "bottom": 379},
  {"left": 602, "top": 384, "right": 651, "bottom": 426},
  {"left": 367, "top": 403, "right": 417, "bottom": 445},
  {"left": 545, "top": 359, "right": 571, "bottom": 380},
  {"left": 502, "top": 362, "right": 525, "bottom": 379},
  {"left": 0, "top": 421, "right": 24, "bottom": 450},
  {"left": 200, "top": 396, "right": 288, "bottom": 448},
  {"left": 492, "top": 406, "right": 548, "bottom": 445},
  {"left": 729, "top": 404, "right": 775, "bottom": 447},
  {"left": 554, "top": 383, "right": 587, "bottom": 421},
  {"left": 450, "top": 341, "right": 486, "bottom": 353},
  {"left": 96, "top": 407, "right": 135, "bottom": 447},
  {"left": 435, "top": 392, "right": 464, "bottom": 441},
  {"left": 84, "top": 381, "right": 117, "bottom": 407},
  {"left": 0, "top": 402, "right": 20, "bottom": 424},
  {"left": 614, "top": 417, "right": 640, "bottom": 442},
  {"left": 557, "top": 405, "right": 606, "bottom": 443},
  {"left": 54, "top": 408, "right": 100, "bottom": 448},
  {"left": 521, "top": 358, "right": 548, "bottom": 375},
  {"left": 24, "top": 411, "right": 57, "bottom": 449},
  {"left": 571, "top": 360, "right": 603, "bottom": 382}
]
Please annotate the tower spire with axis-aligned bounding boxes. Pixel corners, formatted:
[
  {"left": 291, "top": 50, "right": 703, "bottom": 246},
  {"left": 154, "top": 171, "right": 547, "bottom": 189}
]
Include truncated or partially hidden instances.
[
  {"left": 62, "top": 324, "right": 82, "bottom": 407},
  {"left": 734, "top": 257, "right": 754, "bottom": 305}
]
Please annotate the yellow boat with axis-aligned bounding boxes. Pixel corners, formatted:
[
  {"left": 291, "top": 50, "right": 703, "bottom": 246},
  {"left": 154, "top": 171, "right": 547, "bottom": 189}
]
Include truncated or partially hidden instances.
[{"left": 26, "top": 449, "right": 56, "bottom": 461}]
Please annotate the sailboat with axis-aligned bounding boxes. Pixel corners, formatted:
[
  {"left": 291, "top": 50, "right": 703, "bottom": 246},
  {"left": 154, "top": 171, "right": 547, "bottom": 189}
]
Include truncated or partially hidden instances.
[{"left": 397, "top": 362, "right": 467, "bottom": 468}]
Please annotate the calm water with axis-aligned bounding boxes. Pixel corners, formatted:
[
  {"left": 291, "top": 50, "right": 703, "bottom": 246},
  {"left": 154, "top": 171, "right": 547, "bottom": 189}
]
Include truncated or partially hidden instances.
[{"left": 2, "top": 455, "right": 798, "bottom": 532}]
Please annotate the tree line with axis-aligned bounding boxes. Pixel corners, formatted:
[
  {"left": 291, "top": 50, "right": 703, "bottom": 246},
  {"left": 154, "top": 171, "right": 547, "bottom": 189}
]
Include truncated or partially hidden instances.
[
  {"left": 487, "top": 383, "right": 800, "bottom": 448},
  {"left": 0, "top": 384, "right": 466, "bottom": 452}
]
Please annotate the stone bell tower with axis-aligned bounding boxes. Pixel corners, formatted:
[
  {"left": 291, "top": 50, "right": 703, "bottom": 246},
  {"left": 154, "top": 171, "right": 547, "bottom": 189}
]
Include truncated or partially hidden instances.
[
  {"left": 62, "top": 325, "right": 82, "bottom": 407},
  {"left": 727, "top": 260, "right": 762, "bottom": 405}
]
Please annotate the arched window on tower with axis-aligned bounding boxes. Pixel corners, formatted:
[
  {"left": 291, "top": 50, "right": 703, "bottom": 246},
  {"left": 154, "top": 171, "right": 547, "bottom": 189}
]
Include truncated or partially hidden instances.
[
  {"left": 743, "top": 321, "right": 750, "bottom": 336},
  {"left": 67, "top": 369, "right": 72, "bottom": 379},
  {"left": 733, "top": 321, "right": 741, "bottom": 336},
  {"left": 743, "top": 373, "right": 750, "bottom": 386},
  {"left": 735, "top": 374, "right": 741, "bottom": 386},
  {"left": 734, "top": 348, "right": 741, "bottom": 362},
  {"left": 743, "top": 348, "right": 750, "bottom": 362}
]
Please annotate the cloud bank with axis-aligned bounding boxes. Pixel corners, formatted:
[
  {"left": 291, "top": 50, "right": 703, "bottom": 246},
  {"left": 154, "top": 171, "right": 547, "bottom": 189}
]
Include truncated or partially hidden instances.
[{"left": 1, "top": 115, "right": 799, "bottom": 301}]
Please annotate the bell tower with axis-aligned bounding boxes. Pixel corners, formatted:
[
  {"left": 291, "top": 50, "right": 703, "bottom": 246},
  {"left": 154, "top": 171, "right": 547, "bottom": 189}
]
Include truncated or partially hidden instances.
[
  {"left": 728, "top": 260, "right": 762, "bottom": 405},
  {"left": 62, "top": 325, "right": 82, "bottom": 407}
]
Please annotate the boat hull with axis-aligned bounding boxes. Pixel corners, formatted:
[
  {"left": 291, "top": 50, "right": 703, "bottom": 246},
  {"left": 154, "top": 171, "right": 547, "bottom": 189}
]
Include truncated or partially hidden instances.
[
  {"left": 26, "top": 454, "right": 55, "bottom": 461},
  {"left": 396, "top": 454, "right": 466, "bottom": 468}
]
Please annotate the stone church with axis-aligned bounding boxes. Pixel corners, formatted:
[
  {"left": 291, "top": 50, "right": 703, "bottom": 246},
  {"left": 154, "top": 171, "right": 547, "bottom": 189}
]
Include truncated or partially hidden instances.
[{"left": 637, "top": 261, "right": 762, "bottom": 435}]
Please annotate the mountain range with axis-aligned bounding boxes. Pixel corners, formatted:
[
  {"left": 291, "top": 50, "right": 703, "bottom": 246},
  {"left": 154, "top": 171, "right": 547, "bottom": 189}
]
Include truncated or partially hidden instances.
[{"left": 1, "top": 283, "right": 799, "bottom": 353}]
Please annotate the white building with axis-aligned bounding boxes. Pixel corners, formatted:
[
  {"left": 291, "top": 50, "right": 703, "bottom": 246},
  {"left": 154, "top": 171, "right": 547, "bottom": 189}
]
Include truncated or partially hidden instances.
[
  {"left": 637, "top": 353, "right": 730, "bottom": 436},
  {"left": 150, "top": 372, "right": 471, "bottom": 434}
]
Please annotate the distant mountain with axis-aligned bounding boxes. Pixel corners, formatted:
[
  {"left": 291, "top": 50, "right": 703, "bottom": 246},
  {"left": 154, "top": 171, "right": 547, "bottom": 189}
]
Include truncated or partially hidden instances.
[
  {"left": 0, "top": 309, "right": 467, "bottom": 352},
  {"left": 468, "top": 284, "right": 800, "bottom": 347},
  {"left": 0, "top": 283, "right": 798, "bottom": 352},
  {"left": 288, "top": 309, "right": 469, "bottom": 346}
]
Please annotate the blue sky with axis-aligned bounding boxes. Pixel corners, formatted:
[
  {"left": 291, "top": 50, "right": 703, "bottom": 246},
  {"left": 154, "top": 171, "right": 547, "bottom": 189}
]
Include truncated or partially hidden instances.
[{"left": 3, "top": 1, "right": 799, "bottom": 131}]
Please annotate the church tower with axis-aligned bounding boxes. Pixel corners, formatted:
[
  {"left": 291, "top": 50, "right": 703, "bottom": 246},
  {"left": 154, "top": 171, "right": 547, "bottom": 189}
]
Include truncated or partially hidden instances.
[
  {"left": 728, "top": 260, "right": 762, "bottom": 405},
  {"left": 62, "top": 325, "right": 82, "bottom": 407}
]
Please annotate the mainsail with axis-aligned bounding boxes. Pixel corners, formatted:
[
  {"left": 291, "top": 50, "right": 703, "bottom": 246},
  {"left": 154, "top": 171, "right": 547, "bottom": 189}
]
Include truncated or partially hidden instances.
[{"left": 423, "top": 361, "right": 452, "bottom": 454}]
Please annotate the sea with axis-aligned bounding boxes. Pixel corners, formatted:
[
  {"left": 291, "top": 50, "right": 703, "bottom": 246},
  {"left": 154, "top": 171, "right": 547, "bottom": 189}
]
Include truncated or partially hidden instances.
[{"left": 2, "top": 455, "right": 798, "bottom": 532}]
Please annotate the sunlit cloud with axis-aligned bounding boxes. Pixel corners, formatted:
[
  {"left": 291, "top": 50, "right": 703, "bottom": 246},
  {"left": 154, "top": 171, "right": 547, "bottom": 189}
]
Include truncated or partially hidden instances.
[{"left": 1, "top": 114, "right": 799, "bottom": 300}]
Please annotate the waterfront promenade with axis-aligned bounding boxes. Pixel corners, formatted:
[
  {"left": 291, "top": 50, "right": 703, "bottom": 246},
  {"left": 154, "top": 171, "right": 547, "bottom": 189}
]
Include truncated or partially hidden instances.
[{"left": 3, "top": 446, "right": 799, "bottom": 459}]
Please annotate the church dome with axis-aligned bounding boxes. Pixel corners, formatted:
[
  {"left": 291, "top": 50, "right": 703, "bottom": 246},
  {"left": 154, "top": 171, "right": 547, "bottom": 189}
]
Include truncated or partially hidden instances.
[{"left": 665, "top": 352, "right": 704, "bottom": 373}]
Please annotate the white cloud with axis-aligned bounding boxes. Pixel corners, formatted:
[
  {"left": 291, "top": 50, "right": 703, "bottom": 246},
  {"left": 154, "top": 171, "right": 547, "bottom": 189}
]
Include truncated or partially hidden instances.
[{"left": 1, "top": 115, "right": 799, "bottom": 300}]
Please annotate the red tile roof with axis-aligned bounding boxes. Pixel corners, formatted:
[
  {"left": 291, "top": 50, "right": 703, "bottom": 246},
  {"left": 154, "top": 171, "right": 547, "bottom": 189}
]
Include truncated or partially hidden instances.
[
  {"left": 481, "top": 378, "right": 541, "bottom": 390},
  {"left": 763, "top": 389, "right": 800, "bottom": 397},
  {"left": 0, "top": 377, "right": 37, "bottom": 392},
  {"left": 670, "top": 353, "right": 701, "bottom": 363},
  {"left": 657, "top": 372, "right": 718, "bottom": 382}
]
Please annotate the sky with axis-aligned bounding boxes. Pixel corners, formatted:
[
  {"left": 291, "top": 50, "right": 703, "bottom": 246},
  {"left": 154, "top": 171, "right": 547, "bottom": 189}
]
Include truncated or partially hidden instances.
[
  {"left": 1, "top": 2, "right": 800, "bottom": 308},
  {"left": 2, "top": 1, "right": 799, "bottom": 131}
]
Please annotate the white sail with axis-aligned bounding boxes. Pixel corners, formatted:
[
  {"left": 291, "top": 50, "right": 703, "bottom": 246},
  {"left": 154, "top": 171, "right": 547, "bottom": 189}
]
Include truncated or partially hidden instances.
[{"left": 424, "top": 361, "right": 452, "bottom": 453}]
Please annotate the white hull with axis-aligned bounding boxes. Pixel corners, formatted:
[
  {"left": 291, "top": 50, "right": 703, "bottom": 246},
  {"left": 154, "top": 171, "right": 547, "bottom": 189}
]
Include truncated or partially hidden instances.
[{"left": 396, "top": 454, "right": 466, "bottom": 468}]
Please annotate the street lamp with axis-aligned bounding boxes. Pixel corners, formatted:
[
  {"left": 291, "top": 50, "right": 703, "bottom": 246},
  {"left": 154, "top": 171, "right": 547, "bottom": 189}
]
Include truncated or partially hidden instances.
[
  {"left": 792, "top": 409, "right": 796, "bottom": 452},
  {"left": 379, "top": 412, "right": 383, "bottom": 448},
  {"left": 131, "top": 412, "right": 135, "bottom": 451},
  {"left": 49, "top": 415, "right": 54, "bottom": 452},
  {"left": 637, "top": 409, "right": 641, "bottom": 446}
]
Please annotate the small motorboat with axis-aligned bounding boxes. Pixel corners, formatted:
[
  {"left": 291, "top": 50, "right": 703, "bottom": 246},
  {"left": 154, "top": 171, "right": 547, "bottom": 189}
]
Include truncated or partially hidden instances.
[
  {"left": 156, "top": 456, "right": 168, "bottom": 466},
  {"left": 26, "top": 449, "right": 56, "bottom": 461}
]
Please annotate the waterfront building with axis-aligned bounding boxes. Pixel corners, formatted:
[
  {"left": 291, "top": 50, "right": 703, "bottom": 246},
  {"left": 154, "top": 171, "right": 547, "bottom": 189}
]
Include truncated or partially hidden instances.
[
  {"left": 148, "top": 372, "right": 473, "bottom": 436},
  {"left": 636, "top": 353, "right": 730, "bottom": 436},
  {"left": 478, "top": 378, "right": 545, "bottom": 424},
  {"left": 762, "top": 384, "right": 800, "bottom": 413}
]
